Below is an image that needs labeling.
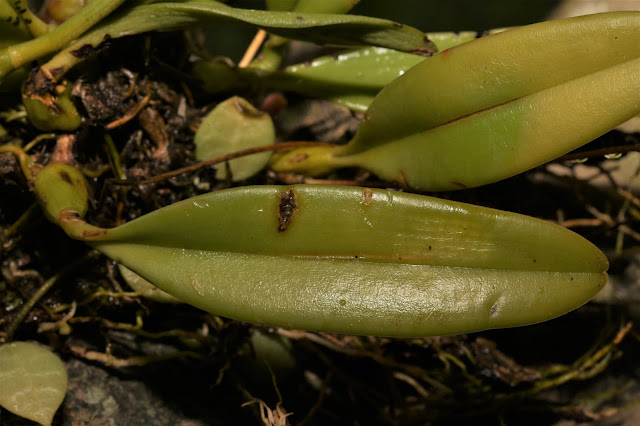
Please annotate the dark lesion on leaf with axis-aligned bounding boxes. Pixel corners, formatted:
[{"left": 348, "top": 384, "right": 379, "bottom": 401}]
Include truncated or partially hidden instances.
[
  {"left": 70, "top": 34, "right": 113, "bottom": 59},
  {"left": 278, "top": 189, "right": 298, "bottom": 232},
  {"left": 58, "top": 169, "right": 74, "bottom": 185}
]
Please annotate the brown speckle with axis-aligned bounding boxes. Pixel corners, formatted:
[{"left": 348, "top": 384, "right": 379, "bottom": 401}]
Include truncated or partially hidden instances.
[
  {"left": 451, "top": 181, "right": 468, "bottom": 189},
  {"left": 339, "top": 299, "right": 347, "bottom": 307},
  {"left": 428, "top": 245, "right": 432, "bottom": 250},
  {"left": 278, "top": 189, "right": 298, "bottom": 232},
  {"left": 81, "top": 229, "right": 108, "bottom": 239},
  {"left": 290, "top": 153, "right": 309, "bottom": 164},
  {"left": 362, "top": 188, "right": 373, "bottom": 205},
  {"left": 397, "top": 170, "right": 409, "bottom": 188},
  {"left": 296, "top": 16, "right": 303, "bottom": 22}
]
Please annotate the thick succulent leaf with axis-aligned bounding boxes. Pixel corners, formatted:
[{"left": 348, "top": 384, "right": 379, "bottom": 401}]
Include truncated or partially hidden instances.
[
  {"left": 194, "top": 97, "right": 274, "bottom": 181},
  {"left": 70, "top": 185, "right": 607, "bottom": 337},
  {"left": 425, "top": 31, "right": 477, "bottom": 51},
  {"left": 193, "top": 47, "right": 425, "bottom": 111},
  {"left": 348, "top": 55, "right": 640, "bottom": 190},
  {"left": 271, "top": 12, "right": 640, "bottom": 190},
  {"left": 42, "top": 0, "right": 434, "bottom": 79},
  {"left": 118, "top": 264, "right": 183, "bottom": 303},
  {"left": 198, "top": 39, "right": 478, "bottom": 112},
  {"left": 0, "top": 342, "right": 68, "bottom": 426},
  {"left": 34, "top": 162, "right": 88, "bottom": 222},
  {"left": 349, "top": 12, "right": 640, "bottom": 152}
]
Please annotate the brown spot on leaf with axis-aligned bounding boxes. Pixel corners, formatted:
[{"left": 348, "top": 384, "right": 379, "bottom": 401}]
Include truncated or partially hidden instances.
[
  {"left": 451, "top": 181, "right": 468, "bottom": 189},
  {"left": 290, "top": 153, "right": 309, "bottom": 164},
  {"left": 59, "top": 170, "right": 73, "bottom": 184},
  {"left": 80, "top": 229, "right": 108, "bottom": 239},
  {"left": 362, "top": 188, "right": 373, "bottom": 205},
  {"left": 70, "top": 35, "right": 112, "bottom": 59},
  {"left": 278, "top": 189, "right": 298, "bottom": 232}
]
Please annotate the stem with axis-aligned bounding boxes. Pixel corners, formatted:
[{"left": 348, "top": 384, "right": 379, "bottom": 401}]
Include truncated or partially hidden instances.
[
  {"left": 0, "top": 0, "right": 30, "bottom": 39},
  {"left": 0, "top": 144, "right": 36, "bottom": 180},
  {"left": 10, "top": 0, "right": 52, "bottom": 37},
  {"left": 0, "top": 0, "right": 127, "bottom": 81},
  {"left": 238, "top": 29, "right": 267, "bottom": 68},
  {"left": 109, "top": 141, "right": 334, "bottom": 186}
]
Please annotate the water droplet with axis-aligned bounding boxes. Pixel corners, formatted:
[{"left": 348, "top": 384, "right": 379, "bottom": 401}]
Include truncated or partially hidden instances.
[{"left": 604, "top": 153, "right": 623, "bottom": 159}]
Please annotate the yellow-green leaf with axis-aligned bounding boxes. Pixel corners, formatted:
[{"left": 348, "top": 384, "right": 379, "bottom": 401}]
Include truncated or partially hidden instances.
[
  {"left": 118, "top": 264, "right": 183, "bottom": 304},
  {"left": 0, "top": 342, "right": 68, "bottom": 426},
  {"left": 271, "top": 12, "right": 640, "bottom": 190},
  {"left": 62, "top": 185, "right": 607, "bottom": 337},
  {"left": 195, "top": 97, "right": 274, "bottom": 182}
]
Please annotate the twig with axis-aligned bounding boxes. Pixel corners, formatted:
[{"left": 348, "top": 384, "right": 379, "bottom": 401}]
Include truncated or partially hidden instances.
[
  {"left": 557, "top": 143, "right": 640, "bottom": 162},
  {"left": 109, "top": 142, "right": 334, "bottom": 186},
  {"left": 67, "top": 345, "right": 204, "bottom": 367},
  {"left": 239, "top": 29, "right": 267, "bottom": 68},
  {"left": 105, "top": 91, "right": 152, "bottom": 129}
]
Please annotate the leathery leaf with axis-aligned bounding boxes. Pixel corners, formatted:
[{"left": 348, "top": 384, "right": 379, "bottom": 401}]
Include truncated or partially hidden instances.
[
  {"left": 270, "top": 12, "right": 640, "bottom": 190},
  {"left": 62, "top": 185, "right": 607, "bottom": 337},
  {"left": 38, "top": 0, "right": 435, "bottom": 81}
]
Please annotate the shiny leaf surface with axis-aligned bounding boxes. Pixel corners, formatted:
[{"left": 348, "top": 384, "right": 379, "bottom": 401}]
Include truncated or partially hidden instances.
[
  {"left": 63, "top": 185, "right": 607, "bottom": 337},
  {"left": 271, "top": 12, "right": 640, "bottom": 190}
]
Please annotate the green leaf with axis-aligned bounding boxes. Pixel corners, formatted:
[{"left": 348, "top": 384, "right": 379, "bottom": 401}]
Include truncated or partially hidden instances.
[
  {"left": 22, "top": 80, "right": 82, "bottom": 131},
  {"left": 194, "top": 47, "right": 425, "bottom": 111},
  {"left": 41, "top": 0, "right": 435, "bottom": 80},
  {"left": 0, "top": 342, "right": 68, "bottom": 426},
  {"left": 278, "top": 47, "right": 424, "bottom": 111},
  {"left": 271, "top": 12, "right": 640, "bottom": 190},
  {"left": 425, "top": 31, "right": 477, "bottom": 51},
  {"left": 34, "top": 162, "right": 88, "bottom": 222},
  {"left": 118, "top": 264, "right": 183, "bottom": 303},
  {"left": 194, "top": 97, "right": 274, "bottom": 181},
  {"left": 62, "top": 185, "right": 607, "bottom": 337}
]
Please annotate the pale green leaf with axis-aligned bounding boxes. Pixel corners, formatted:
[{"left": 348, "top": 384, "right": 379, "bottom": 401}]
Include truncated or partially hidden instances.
[
  {"left": 194, "top": 97, "right": 274, "bottom": 181},
  {"left": 0, "top": 342, "right": 68, "bottom": 426},
  {"left": 63, "top": 185, "right": 607, "bottom": 337},
  {"left": 118, "top": 264, "right": 183, "bottom": 303},
  {"left": 271, "top": 12, "right": 640, "bottom": 190}
]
